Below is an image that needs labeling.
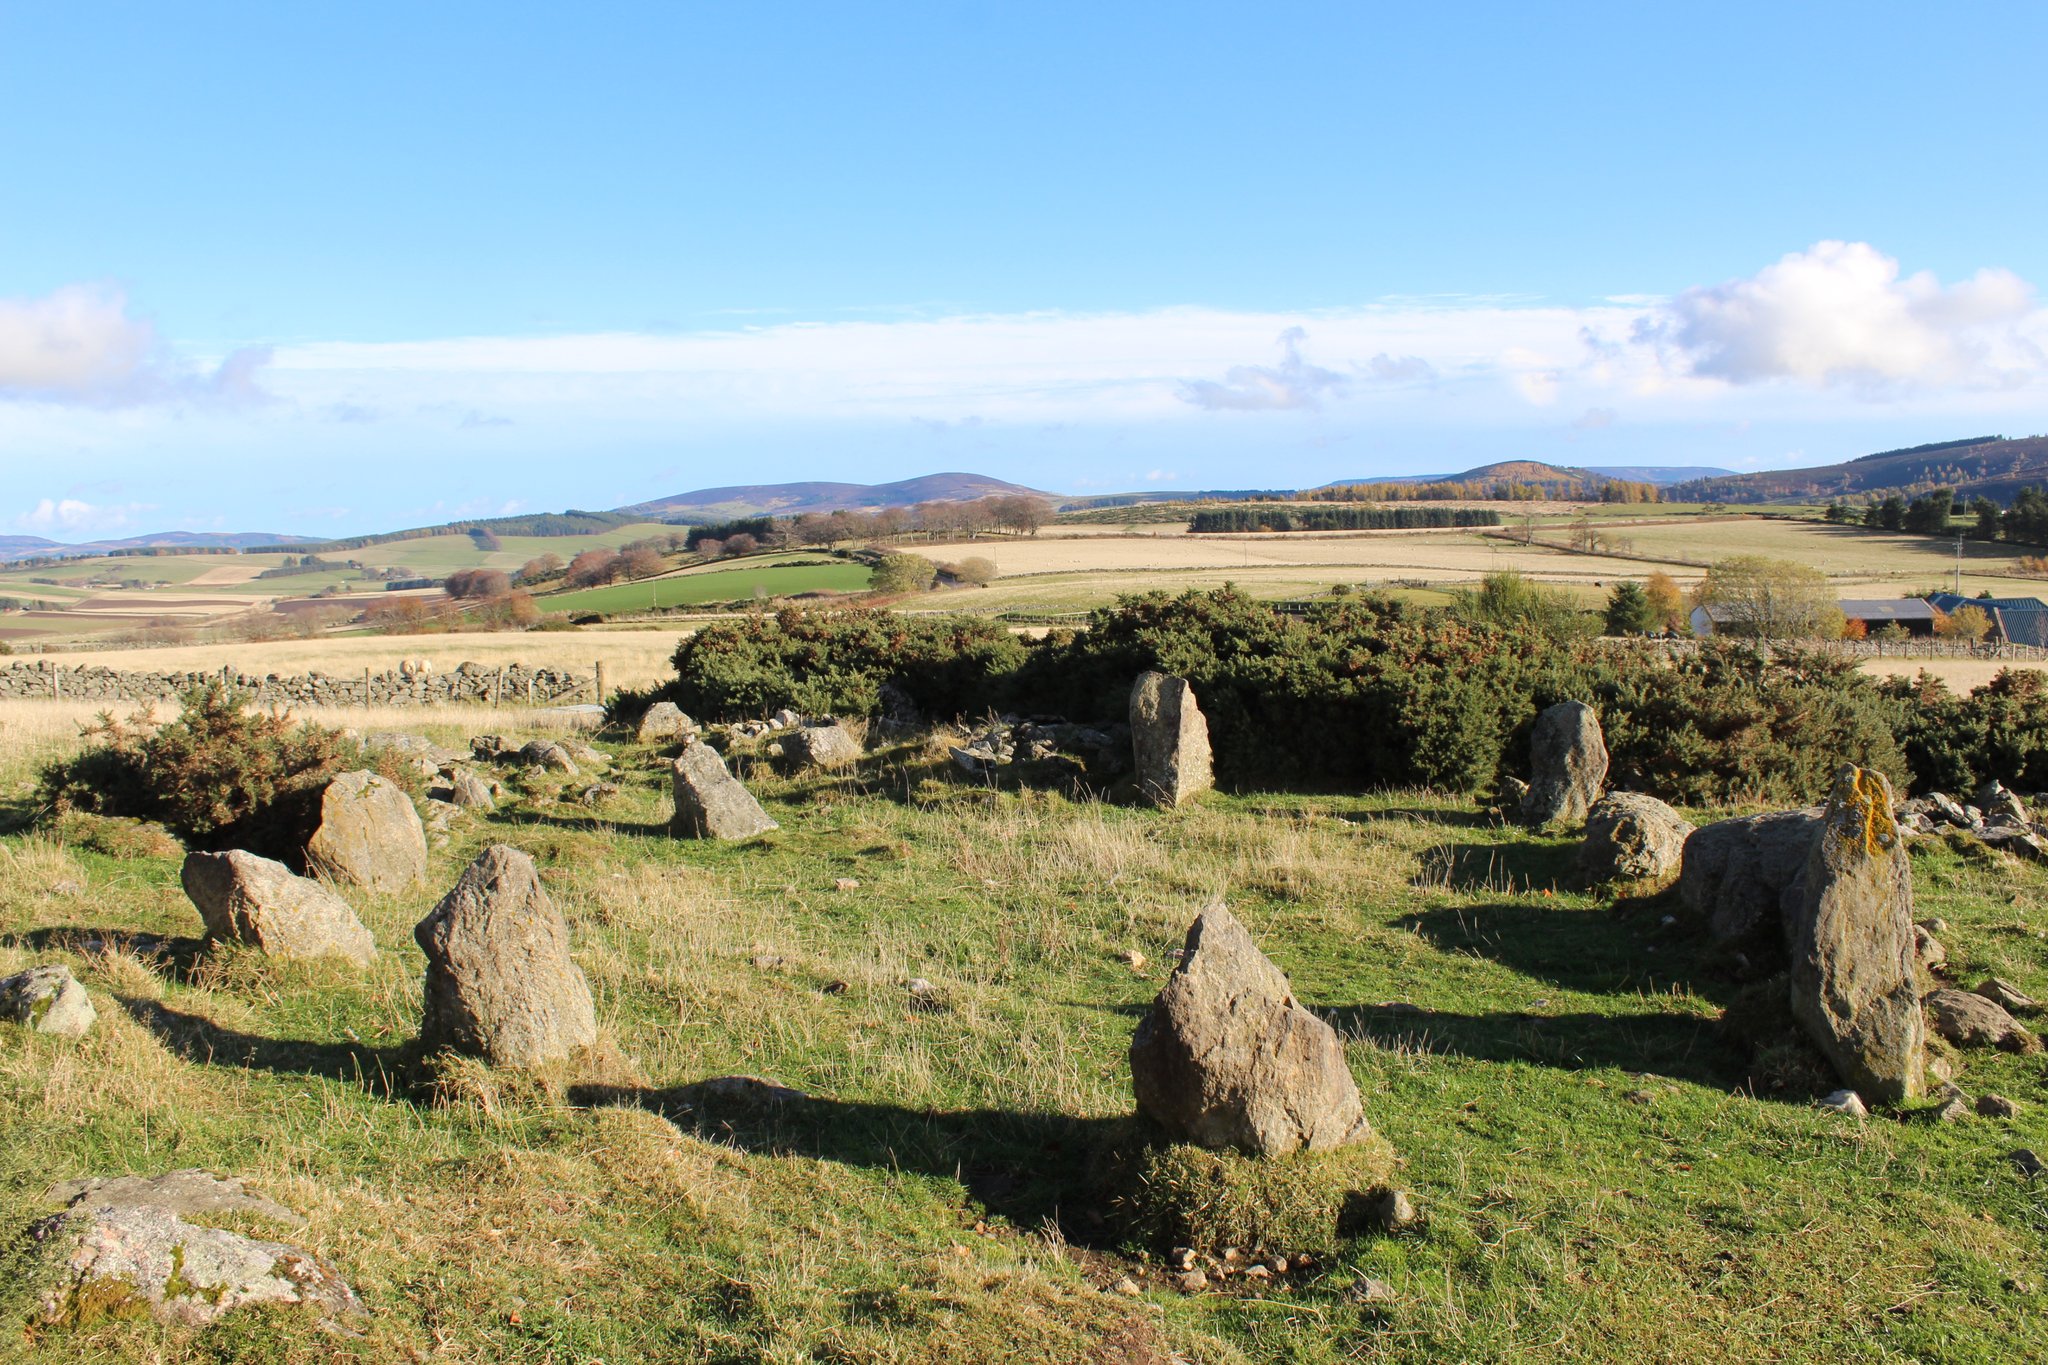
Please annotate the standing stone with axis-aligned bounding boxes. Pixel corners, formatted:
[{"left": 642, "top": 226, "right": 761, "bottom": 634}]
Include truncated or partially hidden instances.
[
  {"left": 304, "top": 771, "right": 427, "bottom": 895},
  {"left": 636, "top": 701, "right": 697, "bottom": 744},
  {"left": 1578, "top": 791, "right": 1694, "bottom": 885},
  {"left": 450, "top": 770, "right": 496, "bottom": 810},
  {"left": 785, "top": 721, "right": 863, "bottom": 772},
  {"left": 415, "top": 845, "right": 597, "bottom": 1067},
  {"left": 1786, "top": 766, "right": 1925, "bottom": 1103},
  {"left": 1130, "top": 902, "right": 1370, "bottom": 1156},
  {"left": 1678, "top": 807, "right": 1824, "bottom": 952},
  {"left": 181, "top": 850, "right": 377, "bottom": 965},
  {"left": 1129, "top": 672, "right": 1214, "bottom": 809},
  {"left": 0, "top": 965, "right": 96, "bottom": 1037},
  {"left": 670, "top": 740, "right": 779, "bottom": 840},
  {"left": 1519, "top": 701, "right": 1608, "bottom": 827}
]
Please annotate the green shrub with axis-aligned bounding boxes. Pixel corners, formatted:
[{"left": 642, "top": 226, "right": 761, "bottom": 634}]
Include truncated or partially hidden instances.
[
  {"left": 668, "top": 608, "right": 1026, "bottom": 720},
  {"left": 36, "top": 683, "right": 386, "bottom": 859},
  {"left": 658, "top": 589, "right": 2046, "bottom": 803}
]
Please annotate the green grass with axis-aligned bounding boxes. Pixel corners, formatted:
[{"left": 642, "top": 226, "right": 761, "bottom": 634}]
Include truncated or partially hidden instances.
[
  {"left": 1, "top": 717, "right": 2046, "bottom": 1362},
  {"left": 540, "top": 558, "right": 874, "bottom": 614}
]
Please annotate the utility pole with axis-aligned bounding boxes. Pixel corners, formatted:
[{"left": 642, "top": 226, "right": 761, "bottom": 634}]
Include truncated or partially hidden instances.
[{"left": 1955, "top": 534, "right": 1964, "bottom": 596}]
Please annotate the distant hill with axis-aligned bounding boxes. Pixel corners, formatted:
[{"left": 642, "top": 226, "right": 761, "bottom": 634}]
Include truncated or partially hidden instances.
[
  {"left": 1668, "top": 435, "right": 2048, "bottom": 504},
  {"left": 618, "top": 472, "right": 1056, "bottom": 521},
  {"left": 0, "top": 530, "right": 321, "bottom": 564},
  {"left": 1323, "top": 460, "right": 1731, "bottom": 487}
]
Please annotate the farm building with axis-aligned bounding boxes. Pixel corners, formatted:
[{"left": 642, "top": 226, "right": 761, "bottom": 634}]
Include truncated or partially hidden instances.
[
  {"left": 1928, "top": 592, "right": 2048, "bottom": 646},
  {"left": 1688, "top": 598, "right": 1938, "bottom": 638}
]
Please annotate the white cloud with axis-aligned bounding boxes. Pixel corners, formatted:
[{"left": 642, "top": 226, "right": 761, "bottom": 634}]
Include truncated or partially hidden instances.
[
  {"left": 16, "top": 497, "right": 148, "bottom": 535},
  {"left": 1636, "top": 240, "right": 2045, "bottom": 389},
  {"left": 1175, "top": 327, "right": 1349, "bottom": 411},
  {"left": 0, "top": 283, "right": 272, "bottom": 406}
]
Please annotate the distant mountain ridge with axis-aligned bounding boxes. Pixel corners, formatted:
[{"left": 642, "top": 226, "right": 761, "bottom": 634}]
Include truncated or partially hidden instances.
[
  {"left": 0, "top": 530, "right": 320, "bottom": 564},
  {"left": 617, "top": 472, "right": 1055, "bottom": 520}
]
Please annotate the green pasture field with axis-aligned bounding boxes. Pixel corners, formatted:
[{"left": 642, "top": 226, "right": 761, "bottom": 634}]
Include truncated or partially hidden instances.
[
  {"left": 539, "top": 558, "right": 873, "bottom": 614},
  {"left": 1, "top": 707, "right": 2043, "bottom": 1363}
]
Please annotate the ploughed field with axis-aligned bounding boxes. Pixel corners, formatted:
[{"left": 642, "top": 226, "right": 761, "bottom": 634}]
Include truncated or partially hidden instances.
[{"left": 2, "top": 710, "right": 2047, "bottom": 1362}]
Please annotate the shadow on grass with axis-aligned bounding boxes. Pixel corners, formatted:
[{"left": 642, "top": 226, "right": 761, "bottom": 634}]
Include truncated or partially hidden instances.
[
  {"left": 1411, "top": 842, "right": 1583, "bottom": 896},
  {"left": 1326, "top": 1002, "right": 1741, "bottom": 1088},
  {"left": 570, "top": 1079, "right": 1132, "bottom": 1243},
  {"left": 1398, "top": 901, "right": 1733, "bottom": 1004},
  {"left": 497, "top": 810, "right": 676, "bottom": 838},
  {"left": 3, "top": 926, "right": 210, "bottom": 982},
  {"left": 118, "top": 997, "right": 415, "bottom": 1098}
]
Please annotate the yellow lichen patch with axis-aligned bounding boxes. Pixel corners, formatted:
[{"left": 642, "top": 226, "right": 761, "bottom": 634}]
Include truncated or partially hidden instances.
[{"left": 1844, "top": 767, "right": 1900, "bottom": 857}]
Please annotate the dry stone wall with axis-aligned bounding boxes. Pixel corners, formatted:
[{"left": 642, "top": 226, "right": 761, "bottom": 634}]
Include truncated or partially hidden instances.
[{"left": 0, "top": 660, "right": 593, "bottom": 708}]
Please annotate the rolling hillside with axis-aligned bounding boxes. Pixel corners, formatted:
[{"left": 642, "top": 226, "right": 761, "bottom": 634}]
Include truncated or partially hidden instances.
[{"left": 1669, "top": 435, "right": 2048, "bottom": 504}]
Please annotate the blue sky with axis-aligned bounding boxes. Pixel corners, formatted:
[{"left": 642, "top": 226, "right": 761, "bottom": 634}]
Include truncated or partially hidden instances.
[{"left": 4, "top": 2, "right": 2048, "bottom": 537}]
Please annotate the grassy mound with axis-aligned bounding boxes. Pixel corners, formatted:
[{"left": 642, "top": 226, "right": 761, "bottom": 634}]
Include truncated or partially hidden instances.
[{"left": 1109, "top": 1135, "right": 1399, "bottom": 1256}]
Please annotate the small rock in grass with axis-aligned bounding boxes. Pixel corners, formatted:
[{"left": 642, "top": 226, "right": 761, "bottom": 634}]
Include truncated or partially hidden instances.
[
  {"left": 0, "top": 965, "right": 96, "bottom": 1038},
  {"left": 1914, "top": 927, "right": 1947, "bottom": 972},
  {"left": 1169, "top": 1247, "right": 1197, "bottom": 1271},
  {"left": 1118, "top": 949, "right": 1146, "bottom": 972},
  {"left": 31, "top": 1174, "right": 355, "bottom": 1327},
  {"left": 1932, "top": 1096, "right": 1972, "bottom": 1123},
  {"left": 750, "top": 953, "right": 784, "bottom": 970},
  {"left": 1818, "top": 1089, "right": 1868, "bottom": 1118},
  {"left": 1112, "top": 1276, "right": 1141, "bottom": 1297},
  {"left": 1926, "top": 988, "right": 2042, "bottom": 1053},
  {"left": 1978, "top": 1094, "right": 2020, "bottom": 1119},
  {"left": 1977, "top": 978, "right": 2039, "bottom": 1015},
  {"left": 1350, "top": 1277, "right": 1397, "bottom": 1305},
  {"left": 1365, "top": 1187, "right": 1419, "bottom": 1231},
  {"left": 1174, "top": 1270, "right": 1208, "bottom": 1293},
  {"left": 834, "top": 877, "right": 861, "bottom": 891},
  {"left": 2010, "top": 1149, "right": 2044, "bottom": 1179}
]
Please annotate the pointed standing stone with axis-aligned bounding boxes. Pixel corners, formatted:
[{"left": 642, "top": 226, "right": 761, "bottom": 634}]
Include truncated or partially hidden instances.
[
  {"left": 1130, "top": 902, "right": 1370, "bottom": 1156},
  {"left": 1519, "top": 701, "right": 1608, "bottom": 827},
  {"left": 1787, "top": 766, "right": 1925, "bottom": 1102},
  {"left": 1129, "top": 672, "right": 1214, "bottom": 809},
  {"left": 670, "top": 740, "right": 779, "bottom": 839},
  {"left": 415, "top": 845, "right": 597, "bottom": 1067}
]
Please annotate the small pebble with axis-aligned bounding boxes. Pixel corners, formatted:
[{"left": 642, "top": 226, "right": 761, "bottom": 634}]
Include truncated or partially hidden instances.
[
  {"left": 834, "top": 877, "right": 860, "bottom": 891},
  {"left": 1112, "top": 1276, "right": 1140, "bottom": 1297},
  {"left": 1175, "top": 1270, "right": 1208, "bottom": 1294},
  {"left": 1979, "top": 1094, "right": 2020, "bottom": 1119}
]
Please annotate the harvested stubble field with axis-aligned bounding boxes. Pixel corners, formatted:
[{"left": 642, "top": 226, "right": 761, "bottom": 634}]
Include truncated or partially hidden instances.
[{"left": 1, "top": 705, "right": 2046, "bottom": 1362}]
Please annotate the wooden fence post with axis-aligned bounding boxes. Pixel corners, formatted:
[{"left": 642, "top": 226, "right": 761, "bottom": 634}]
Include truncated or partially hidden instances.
[{"left": 594, "top": 661, "right": 606, "bottom": 705}]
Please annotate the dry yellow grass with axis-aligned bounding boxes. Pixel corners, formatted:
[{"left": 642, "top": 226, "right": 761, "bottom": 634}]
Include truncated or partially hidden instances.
[{"left": 910, "top": 530, "right": 1658, "bottom": 582}]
